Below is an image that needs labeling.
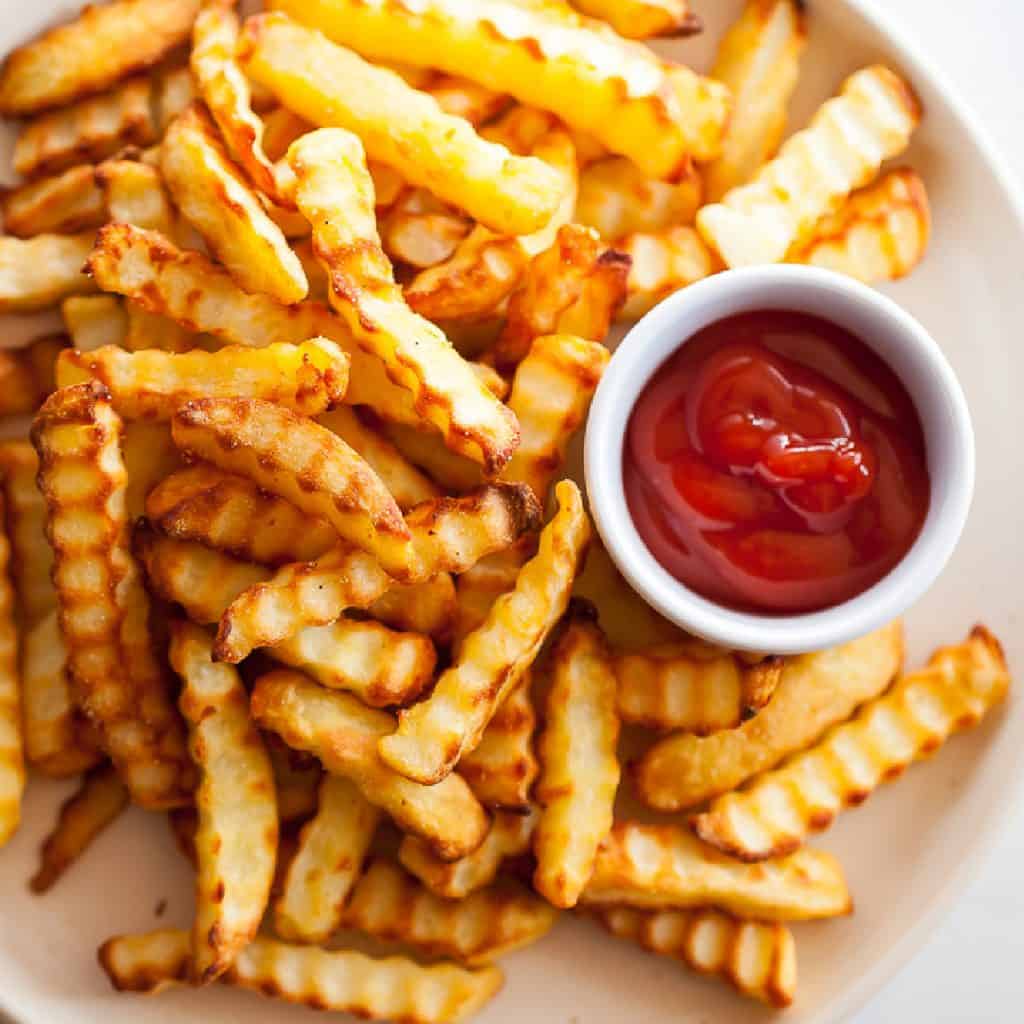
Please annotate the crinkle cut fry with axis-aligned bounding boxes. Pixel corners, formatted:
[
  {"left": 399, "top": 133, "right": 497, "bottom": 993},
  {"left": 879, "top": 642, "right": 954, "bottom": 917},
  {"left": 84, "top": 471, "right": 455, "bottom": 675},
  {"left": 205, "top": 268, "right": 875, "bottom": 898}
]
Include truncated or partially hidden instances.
[
  {"left": 0, "top": 495, "right": 24, "bottom": 847},
  {"left": 215, "top": 483, "right": 541, "bottom": 662},
  {"left": 268, "top": 0, "right": 730, "bottom": 177},
  {"left": 692, "top": 626, "right": 1010, "bottom": 861},
  {"left": 597, "top": 906, "right": 797, "bottom": 1008},
  {"left": 1, "top": 165, "right": 105, "bottom": 237},
  {"left": 618, "top": 226, "right": 716, "bottom": 321},
  {"left": 32, "top": 382, "right": 193, "bottom": 809},
  {"left": 568, "top": 0, "right": 701, "bottom": 39},
  {"left": 0, "top": 233, "right": 97, "bottom": 312},
  {"left": 286, "top": 127, "right": 520, "bottom": 477},
  {"left": 379, "top": 480, "right": 590, "bottom": 785},
  {"left": 98, "top": 929, "right": 505, "bottom": 1022},
  {"left": 0, "top": 335, "right": 67, "bottom": 421},
  {"left": 169, "top": 622, "right": 277, "bottom": 983}
]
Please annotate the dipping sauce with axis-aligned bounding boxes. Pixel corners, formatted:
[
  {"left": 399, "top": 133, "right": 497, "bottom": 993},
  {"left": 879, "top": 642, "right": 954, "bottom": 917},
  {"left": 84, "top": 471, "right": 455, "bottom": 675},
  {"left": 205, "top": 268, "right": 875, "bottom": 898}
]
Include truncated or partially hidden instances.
[{"left": 624, "top": 310, "right": 930, "bottom": 613}]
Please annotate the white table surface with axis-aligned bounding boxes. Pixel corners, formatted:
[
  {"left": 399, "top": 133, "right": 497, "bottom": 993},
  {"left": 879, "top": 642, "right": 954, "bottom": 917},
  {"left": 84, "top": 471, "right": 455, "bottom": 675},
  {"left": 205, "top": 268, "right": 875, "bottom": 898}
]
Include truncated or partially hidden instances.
[{"left": 851, "top": 2, "right": 1023, "bottom": 1021}]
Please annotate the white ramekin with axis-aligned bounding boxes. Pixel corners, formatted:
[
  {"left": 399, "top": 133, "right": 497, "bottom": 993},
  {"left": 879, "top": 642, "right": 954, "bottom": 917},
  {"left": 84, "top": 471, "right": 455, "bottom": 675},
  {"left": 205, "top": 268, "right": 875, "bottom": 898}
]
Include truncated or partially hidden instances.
[{"left": 585, "top": 265, "right": 975, "bottom": 655}]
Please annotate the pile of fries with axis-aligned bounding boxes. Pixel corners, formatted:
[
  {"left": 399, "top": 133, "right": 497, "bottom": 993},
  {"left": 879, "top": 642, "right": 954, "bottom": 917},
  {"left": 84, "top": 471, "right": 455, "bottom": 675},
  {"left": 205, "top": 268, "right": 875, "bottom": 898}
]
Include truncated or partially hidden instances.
[{"left": 0, "top": 0, "right": 1006, "bottom": 1019}]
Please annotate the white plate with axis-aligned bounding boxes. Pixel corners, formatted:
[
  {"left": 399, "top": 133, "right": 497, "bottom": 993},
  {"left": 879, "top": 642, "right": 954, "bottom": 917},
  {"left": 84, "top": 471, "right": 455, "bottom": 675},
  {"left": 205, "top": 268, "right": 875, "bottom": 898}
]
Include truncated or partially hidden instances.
[{"left": 0, "top": 2, "right": 1021, "bottom": 1023}]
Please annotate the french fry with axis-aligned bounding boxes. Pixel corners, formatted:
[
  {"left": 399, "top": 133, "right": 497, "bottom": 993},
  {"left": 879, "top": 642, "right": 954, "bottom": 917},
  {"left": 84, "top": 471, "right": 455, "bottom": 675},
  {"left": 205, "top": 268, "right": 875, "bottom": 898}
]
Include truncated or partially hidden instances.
[
  {"left": 692, "top": 627, "right": 1010, "bottom": 861},
  {"left": 1, "top": 165, "right": 105, "bottom": 237},
  {"left": 251, "top": 669, "right": 489, "bottom": 860},
  {"left": 171, "top": 397, "right": 414, "bottom": 579},
  {"left": 581, "top": 823, "right": 852, "bottom": 921},
  {"left": 534, "top": 604, "right": 619, "bottom": 908},
  {"left": 286, "top": 128, "right": 520, "bottom": 476},
  {"left": 400, "top": 808, "right": 538, "bottom": 900},
  {"left": 161, "top": 106, "right": 307, "bottom": 304},
  {"left": 29, "top": 763, "right": 128, "bottom": 893},
  {"left": 57, "top": 340, "right": 349, "bottom": 421},
  {"left": 261, "top": 106, "right": 312, "bottom": 163},
  {"left": 11, "top": 77, "right": 156, "bottom": 178},
  {"left": 345, "top": 858, "right": 557, "bottom": 965},
  {"left": 121, "top": 305, "right": 198, "bottom": 354},
  {"left": 568, "top": 0, "right": 700, "bottom": 38},
  {"left": 32, "top": 382, "right": 193, "bottom": 809},
  {"left": 242, "top": 14, "right": 566, "bottom": 236},
  {"left": 94, "top": 158, "right": 178, "bottom": 237},
  {"left": 99, "top": 930, "right": 505, "bottom": 1022},
  {"left": 0, "top": 0, "right": 200, "bottom": 116},
  {"left": 318, "top": 407, "right": 440, "bottom": 511},
  {"left": 169, "top": 622, "right": 277, "bottom": 983},
  {"left": 274, "top": 774, "right": 381, "bottom": 943},
  {"left": 216, "top": 482, "right": 540, "bottom": 661},
  {"left": 596, "top": 907, "right": 797, "bottom": 1008},
  {"left": 382, "top": 189, "right": 473, "bottom": 270},
  {"left": 380, "top": 480, "right": 589, "bottom": 785},
  {"left": 617, "top": 226, "right": 716, "bottom": 320},
  {"left": 267, "top": 737, "right": 321, "bottom": 825},
  {"left": 154, "top": 65, "right": 195, "bottom": 134},
  {"left": 270, "top": 0, "right": 730, "bottom": 177},
  {"left": 383, "top": 424, "right": 486, "bottom": 494},
  {"left": 62, "top": 296, "right": 128, "bottom": 352},
  {"left": 121, "top": 421, "right": 183, "bottom": 522},
  {"left": 424, "top": 74, "right": 511, "bottom": 127},
  {"left": 697, "top": 66, "right": 921, "bottom": 267},
  {"left": 633, "top": 621, "right": 905, "bottom": 811},
  {"left": 367, "top": 574, "right": 457, "bottom": 642},
  {"left": 0, "top": 498, "right": 23, "bottom": 847},
  {"left": 0, "top": 233, "right": 96, "bottom": 312},
  {"left": 0, "top": 335, "right": 66, "bottom": 416},
  {"left": 702, "top": 0, "right": 807, "bottom": 203},
  {"left": 790, "top": 167, "right": 931, "bottom": 282}
]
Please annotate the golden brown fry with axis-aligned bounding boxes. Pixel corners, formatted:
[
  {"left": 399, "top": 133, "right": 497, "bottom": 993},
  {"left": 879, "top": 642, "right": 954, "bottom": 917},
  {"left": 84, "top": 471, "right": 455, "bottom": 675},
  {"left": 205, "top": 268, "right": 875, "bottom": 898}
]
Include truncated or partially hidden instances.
[
  {"left": 617, "top": 226, "right": 716, "bottom": 320},
  {"left": 287, "top": 128, "right": 520, "bottom": 476},
  {"left": 0, "top": 500, "right": 23, "bottom": 848},
  {"left": 94, "top": 158, "right": 177, "bottom": 238},
  {"left": 172, "top": 397, "right": 413, "bottom": 579},
  {"left": 0, "top": 0, "right": 200, "bottom": 116},
  {"left": 58, "top": 340, "right": 349, "bottom": 421},
  {"left": 1, "top": 165, "right": 104, "bottom": 237},
  {"left": 261, "top": 107, "right": 312, "bottom": 162},
  {"left": 424, "top": 74, "right": 510, "bottom": 127},
  {"left": 266, "top": 739, "right": 321, "bottom": 826},
  {"left": 697, "top": 66, "right": 921, "bottom": 267},
  {"left": 400, "top": 808, "right": 538, "bottom": 900},
  {"left": 383, "top": 424, "right": 485, "bottom": 494},
  {"left": 0, "top": 234, "right": 96, "bottom": 312},
  {"left": 534, "top": 604, "right": 619, "bottom": 907},
  {"left": 121, "top": 422, "right": 183, "bottom": 523},
  {"left": 29, "top": 763, "right": 128, "bottom": 893},
  {"left": 271, "top": 0, "right": 729, "bottom": 177},
  {"left": 568, "top": 0, "right": 700, "bottom": 38},
  {"left": 382, "top": 189, "right": 473, "bottom": 270},
  {"left": 597, "top": 906, "right": 797, "bottom": 1008},
  {"left": 121, "top": 306, "right": 198, "bottom": 354},
  {"left": 693, "top": 627, "right": 1010, "bottom": 861},
  {"left": 251, "top": 669, "right": 489, "bottom": 860},
  {"left": 633, "top": 621, "right": 905, "bottom": 811},
  {"left": 274, "top": 774, "right": 380, "bottom": 943},
  {"left": 154, "top": 65, "right": 195, "bottom": 134},
  {"left": 161, "top": 105, "right": 307, "bottom": 304},
  {"left": 367, "top": 574, "right": 457, "bottom": 642},
  {"left": 0, "top": 336, "right": 66, "bottom": 416},
  {"left": 380, "top": 480, "right": 589, "bottom": 785},
  {"left": 169, "top": 622, "right": 276, "bottom": 983},
  {"left": 62, "top": 296, "right": 129, "bottom": 352},
  {"left": 33, "top": 383, "right": 193, "bottom": 809},
  {"left": 242, "top": 14, "right": 565, "bottom": 236},
  {"left": 99, "top": 929, "right": 504, "bottom": 1022},
  {"left": 791, "top": 167, "right": 931, "bottom": 282},
  {"left": 702, "top": 0, "right": 807, "bottom": 203},
  {"left": 582, "top": 823, "right": 851, "bottom": 921}
]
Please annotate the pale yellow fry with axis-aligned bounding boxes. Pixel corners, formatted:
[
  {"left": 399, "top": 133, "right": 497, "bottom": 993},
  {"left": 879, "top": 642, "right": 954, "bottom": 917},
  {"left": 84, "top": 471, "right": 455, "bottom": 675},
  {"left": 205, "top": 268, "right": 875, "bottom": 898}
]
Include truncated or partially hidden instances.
[
  {"left": 790, "top": 167, "right": 931, "bottom": 282},
  {"left": 99, "top": 929, "right": 504, "bottom": 1022},
  {"left": 287, "top": 128, "right": 519, "bottom": 477},
  {"left": 12, "top": 76, "right": 156, "bottom": 178},
  {"left": 171, "top": 397, "right": 414, "bottom": 580},
  {"left": 270, "top": 0, "right": 729, "bottom": 177},
  {"left": 0, "top": 0, "right": 200, "bottom": 116},
  {"left": 597, "top": 906, "right": 797, "bottom": 1008},
  {"left": 534, "top": 605, "right": 619, "bottom": 908},
  {"left": 215, "top": 482, "right": 540, "bottom": 661},
  {"left": 0, "top": 500, "right": 23, "bottom": 848},
  {"left": 169, "top": 622, "right": 276, "bottom": 983},
  {"left": 251, "top": 669, "right": 489, "bottom": 860},
  {"left": 32, "top": 383, "right": 193, "bottom": 809},
  {"left": 697, "top": 65, "right": 921, "bottom": 267},
  {"left": 617, "top": 226, "right": 716, "bottom": 320},
  {"left": 122, "top": 305, "right": 199, "bottom": 354},
  {"left": 366, "top": 575, "right": 456, "bottom": 643},
  {"left": 634, "top": 621, "right": 905, "bottom": 811},
  {"left": 346, "top": 858, "right": 557, "bottom": 964},
  {"left": 693, "top": 627, "right": 1010, "bottom": 861},
  {"left": 161, "top": 106, "right": 307, "bottom": 303},
  {"left": 0, "top": 336, "right": 65, "bottom": 417},
  {"left": 154, "top": 65, "right": 196, "bottom": 134},
  {"left": 569, "top": 0, "right": 699, "bottom": 39},
  {"left": 29, "top": 763, "right": 128, "bottom": 893},
  {"left": 0, "top": 233, "right": 96, "bottom": 312},
  {"left": 57, "top": 340, "right": 349, "bottom": 421},
  {"left": 400, "top": 808, "right": 538, "bottom": 900},
  {"left": 261, "top": 106, "right": 312, "bottom": 162},
  {"left": 242, "top": 14, "right": 565, "bottom": 236},
  {"left": 380, "top": 480, "right": 590, "bottom": 784},
  {"left": 581, "top": 823, "right": 851, "bottom": 921},
  {"left": 94, "top": 159, "right": 178, "bottom": 238},
  {"left": 121, "top": 421, "right": 183, "bottom": 523},
  {"left": 383, "top": 424, "right": 485, "bottom": 494},
  {"left": 266, "top": 738, "right": 321, "bottom": 826},
  {"left": 274, "top": 774, "right": 381, "bottom": 943},
  {"left": 1, "top": 165, "right": 104, "bottom": 237},
  {"left": 382, "top": 190, "right": 472, "bottom": 270},
  {"left": 62, "top": 296, "right": 128, "bottom": 352},
  {"left": 423, "top": 73, "right": 510, "bottom": 126}
]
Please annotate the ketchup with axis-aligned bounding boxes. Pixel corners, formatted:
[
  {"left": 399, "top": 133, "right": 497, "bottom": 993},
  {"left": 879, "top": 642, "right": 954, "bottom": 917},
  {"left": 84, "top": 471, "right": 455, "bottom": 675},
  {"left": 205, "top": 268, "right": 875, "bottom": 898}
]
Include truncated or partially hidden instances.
[{"left": 623, "top": 311, "right": 930, "bottom": 613}]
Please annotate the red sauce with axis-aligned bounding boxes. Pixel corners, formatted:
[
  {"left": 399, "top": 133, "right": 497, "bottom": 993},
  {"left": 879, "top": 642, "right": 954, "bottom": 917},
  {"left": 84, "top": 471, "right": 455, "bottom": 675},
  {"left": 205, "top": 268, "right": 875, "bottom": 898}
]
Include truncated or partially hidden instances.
[{"left": 623, "top": 311, "right": 930, "bottom": 613}]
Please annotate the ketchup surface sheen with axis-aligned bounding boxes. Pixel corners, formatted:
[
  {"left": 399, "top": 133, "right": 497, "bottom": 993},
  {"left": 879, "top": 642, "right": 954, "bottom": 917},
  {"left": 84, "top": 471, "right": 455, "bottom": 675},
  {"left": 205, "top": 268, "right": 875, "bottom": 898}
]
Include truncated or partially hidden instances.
[{"left": 624, "top": 310, "right": 930, "bottom": 613}]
